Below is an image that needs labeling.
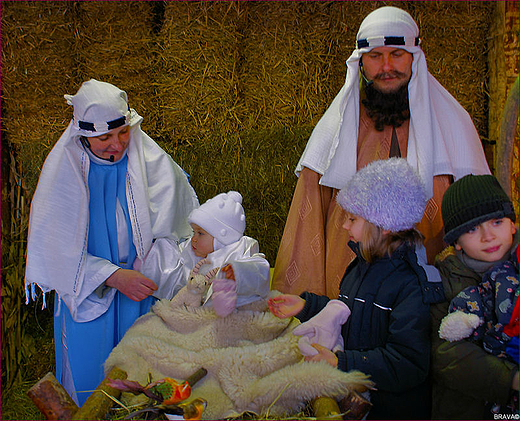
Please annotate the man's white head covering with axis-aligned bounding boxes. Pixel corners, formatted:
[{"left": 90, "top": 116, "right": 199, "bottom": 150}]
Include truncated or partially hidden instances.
[
  {"left": 64, "top": 79, "right": 140, "bottom": 137},
  {"left": 296, "top": 6, "right": 490, "bottom": 197}
]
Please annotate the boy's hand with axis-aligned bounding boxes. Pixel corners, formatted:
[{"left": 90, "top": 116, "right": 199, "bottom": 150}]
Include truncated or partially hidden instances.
[
  {"left": 512, "top": 370, "right": 519, "bottom": 391},
  {"left": 304, "top": 343, "right": 338, "bottom": 367},
  {"left": 268, "top": 294, "right": 305, "bottom": 318}
]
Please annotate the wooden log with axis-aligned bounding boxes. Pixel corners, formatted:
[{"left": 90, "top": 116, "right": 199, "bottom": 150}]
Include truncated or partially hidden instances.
[
  {"left": 27, "top": 372, "right": 79, "bottom": 420},
  {"left": 338, "top": 391, "right": 372, "bottom": 420},
  {"left": 311, "top": 396, "right": 342, "bottom": 420},
  {"left": 185, "top": 367, "right": 208, "bottom": 387},
  {"left": 72, "top": 366, "right": 127, "bottom": 420}
]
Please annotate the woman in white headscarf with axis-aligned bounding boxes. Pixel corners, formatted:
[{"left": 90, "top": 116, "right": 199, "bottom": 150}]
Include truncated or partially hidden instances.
[{"left": 25, "top": 79, "right": 199, "bottom": 405}]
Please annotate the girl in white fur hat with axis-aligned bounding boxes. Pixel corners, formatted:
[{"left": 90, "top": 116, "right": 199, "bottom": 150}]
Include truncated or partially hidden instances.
[
  {"left": 137, "top": 190, "right": 271, "bottom": 316},
  {"left": 269, "top": 158, "right": 443, "bottom": 420}
]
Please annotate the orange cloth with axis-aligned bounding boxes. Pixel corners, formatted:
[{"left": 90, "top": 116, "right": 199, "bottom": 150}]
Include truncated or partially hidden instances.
[{"left": 272, "top": 107, "right": 451, "bottom": 298}]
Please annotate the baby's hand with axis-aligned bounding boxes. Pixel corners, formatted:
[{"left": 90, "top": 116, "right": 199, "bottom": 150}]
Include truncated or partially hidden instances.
[
  {"left": 212, "top": 277, "right": 237, "bottom": 317},
  {"left": 221, "top": 264, "right": 235, "bottom": 280},
  {"left": 304, "top": 343, "right": 338, "bottom": 367},
  {"left": 268, "top": 294, "right": 305, "bottom": 318}
]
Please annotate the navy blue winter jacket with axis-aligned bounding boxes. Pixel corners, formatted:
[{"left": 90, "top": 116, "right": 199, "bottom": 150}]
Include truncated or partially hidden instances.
[{"left": 298, "top": 241, "right": 433, "bottom": 420}]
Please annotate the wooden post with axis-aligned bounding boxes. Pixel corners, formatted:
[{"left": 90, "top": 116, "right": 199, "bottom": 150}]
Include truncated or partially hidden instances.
[
  {"left": 72, "top": 366, "right": 127, "bottom": 420},
  {"left": 28, "top": 367, "right": 129, "bottom": 420},
  {"left": 185, "top": 367, "right": 208, "bottom": 387},
  {"left": 27, "top": 372, "right": 79, "bottom": 420},
  {"left": 338, "top": 391, "right": 372, "bottom": 420},
  {"left": 311, "top": 396, "right": 342, "bottom": 420}
]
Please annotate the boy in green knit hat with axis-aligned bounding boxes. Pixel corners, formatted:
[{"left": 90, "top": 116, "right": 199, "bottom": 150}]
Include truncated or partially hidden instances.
[{"left": 430, "top": 174, "right": 519, "bottom": 419}]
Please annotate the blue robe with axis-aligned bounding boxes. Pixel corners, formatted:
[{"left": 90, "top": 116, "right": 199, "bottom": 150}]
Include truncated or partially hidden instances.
[{"left": 54, "top": 155, "right": 154, "bottom": 406}]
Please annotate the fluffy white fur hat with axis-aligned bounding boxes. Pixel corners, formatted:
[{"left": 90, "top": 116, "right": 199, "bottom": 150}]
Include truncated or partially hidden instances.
[
  {"left": 189, "top": 191, "right": 246, "bottom": 247},
  {"left": 336, "top": 158, "right": 427, "bottom": 232}
]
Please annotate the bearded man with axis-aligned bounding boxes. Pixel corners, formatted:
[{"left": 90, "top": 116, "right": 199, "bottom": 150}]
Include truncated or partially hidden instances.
[{"left": 272, "top": 6, "right": 490, "bottom": 297}]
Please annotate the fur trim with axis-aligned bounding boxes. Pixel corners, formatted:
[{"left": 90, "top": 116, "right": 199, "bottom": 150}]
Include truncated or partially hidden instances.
[
  {"left": 439, "top": 311, "right": 481, "bottom": 342},
  {"left": 105, "top": 301, "right": 373, "bottom": 419}
]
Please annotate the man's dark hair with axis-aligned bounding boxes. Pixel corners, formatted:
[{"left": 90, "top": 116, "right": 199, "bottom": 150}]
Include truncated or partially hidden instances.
[{"left": 362, "top": 82, "right": 410, "bottom": 131}]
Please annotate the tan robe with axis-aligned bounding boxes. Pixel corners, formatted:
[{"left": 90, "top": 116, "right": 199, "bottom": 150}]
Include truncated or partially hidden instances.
[{"left": 272, "top": 106, "right": 451, "bottom": 298}]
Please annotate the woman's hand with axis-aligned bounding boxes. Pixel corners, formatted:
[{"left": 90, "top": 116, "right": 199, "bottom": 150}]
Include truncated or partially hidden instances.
[
  {"left": 304, "top": 343, "right": 338, "bottom": 367},
  {"left": 268, "top": 294, "right": 305, "bottom": 318},
  {"left": 106, "top": 269, "right": 158, "bottom": 301}
]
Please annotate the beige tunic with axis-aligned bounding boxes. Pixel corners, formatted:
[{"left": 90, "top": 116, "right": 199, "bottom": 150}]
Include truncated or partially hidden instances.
[{"left": 272, "top": 106, "right": 451, "bottom": 298}]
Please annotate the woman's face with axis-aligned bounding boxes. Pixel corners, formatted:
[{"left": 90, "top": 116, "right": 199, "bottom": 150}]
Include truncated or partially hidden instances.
[{"left": 85, "top": 125, "right": 130, "bottom": 162}]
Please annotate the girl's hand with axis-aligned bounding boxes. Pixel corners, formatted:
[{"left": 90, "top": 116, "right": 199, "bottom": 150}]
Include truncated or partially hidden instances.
[
  {"left": 304, "top": 343, "right": 338, "bottom": 367},
  {"left": 106, "top": 269, "right": 158, "bottom": 301},
  {"left": 268, "top": 294, "right": 305, "bottom": 318}
]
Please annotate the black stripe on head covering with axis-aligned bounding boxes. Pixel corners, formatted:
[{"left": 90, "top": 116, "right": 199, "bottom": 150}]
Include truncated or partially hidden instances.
[
  {"left": 356, "top": 36, "right": 420, "bottom": 49},
  {"left": 78, "top": 121, "right": 96, "bottom": 131},
  {"left": 107, "top": 116, "right": 126, "bottom": 130},
  {"left": 384, "top": 36, "right": 405, "bottom": 45}
]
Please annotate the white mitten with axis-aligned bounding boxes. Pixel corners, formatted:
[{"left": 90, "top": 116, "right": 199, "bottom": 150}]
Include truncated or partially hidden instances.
[
  {"left": 211, "top": 278, "right": 237, "bottom": 317},
  {"left": 439, "top": 311, "right": 481, "bottom": 342},
  {"left": 293, "top": 299, "right": 351, "bottom": 356}
]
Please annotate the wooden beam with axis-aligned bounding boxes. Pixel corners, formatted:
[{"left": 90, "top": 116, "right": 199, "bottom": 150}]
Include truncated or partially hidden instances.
[
  {"left": 72, "top": 366, "right": 127, "bottom": 420},
  {"left": 27, "top": 372, "right": 79, "bottom": 420}
]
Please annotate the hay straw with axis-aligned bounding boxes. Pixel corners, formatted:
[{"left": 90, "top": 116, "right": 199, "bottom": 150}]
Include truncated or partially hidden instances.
[
  {"left": 414, "top": 1, "right": 493, "bottom": 138},
  {"left": 73, "top": 1, "right": 160, "bottom": 135},
  {"left": 1, "top": 1, "right": 76, "bottom": 192}
]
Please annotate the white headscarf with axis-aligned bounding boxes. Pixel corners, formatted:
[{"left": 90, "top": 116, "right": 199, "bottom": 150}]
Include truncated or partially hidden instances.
[
  {"left": 296, "top": 6, "right": 490, "bottom": 197},
  {"left": 25, "top": 80, "right": 199, "bottom": 317}
]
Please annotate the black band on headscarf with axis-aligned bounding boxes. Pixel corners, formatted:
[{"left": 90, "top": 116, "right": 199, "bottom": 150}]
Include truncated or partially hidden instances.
[
  {"left": 107, "top": 116, "right": 126, "bottom": 130},
  {"left": 78, "top": 121, "right": 96, "bottom": 131},
  {"left": 78, "top": 116, "right": 126, "bottom": 132},
  {"left": 356, "top": 36, "right": 420, "bottom": 49}
]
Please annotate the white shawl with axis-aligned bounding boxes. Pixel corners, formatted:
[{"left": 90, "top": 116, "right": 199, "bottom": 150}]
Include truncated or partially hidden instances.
[
  {"left": 25, "top": 111, "right": 199, "bottom": 322},
  {"left": 297, "top": 6, "right": 490, "bottom": 197}
]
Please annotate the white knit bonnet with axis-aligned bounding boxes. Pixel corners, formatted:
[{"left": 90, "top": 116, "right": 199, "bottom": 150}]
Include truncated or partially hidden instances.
[
  {"left": 336, "top": 158, "right": 427, "bottom": 232},
  {"left": 188, "top": 191, "right": 246, "bottom": 249}
]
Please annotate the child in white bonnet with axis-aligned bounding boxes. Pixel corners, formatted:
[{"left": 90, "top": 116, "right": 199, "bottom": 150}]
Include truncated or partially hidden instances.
[{"left": 136, "top": 190, "right": 270, "bottom": 316}]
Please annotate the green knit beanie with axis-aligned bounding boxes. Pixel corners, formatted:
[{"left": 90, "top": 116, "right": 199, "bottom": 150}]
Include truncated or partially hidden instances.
[{"left": 442, "top": 174, "right": 516, "bottom": 244}]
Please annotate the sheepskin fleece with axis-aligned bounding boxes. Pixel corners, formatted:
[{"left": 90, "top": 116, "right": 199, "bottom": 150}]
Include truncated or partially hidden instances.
[{"left": 104, "top": 298, "right": 372, "bottom": 419}]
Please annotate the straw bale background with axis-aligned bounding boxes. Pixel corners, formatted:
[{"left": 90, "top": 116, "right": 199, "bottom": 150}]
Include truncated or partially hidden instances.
[
  {"left": 1, "top": 0, "right": 499, "bottom": 264},
  {"left": 1, "top": 1, "right": 518, "bottom": 418}
]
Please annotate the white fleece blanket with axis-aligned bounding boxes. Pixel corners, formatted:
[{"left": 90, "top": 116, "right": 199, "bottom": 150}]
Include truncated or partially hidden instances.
[{"left": 105, "top": 298, "right": 372, "bottom": 419}]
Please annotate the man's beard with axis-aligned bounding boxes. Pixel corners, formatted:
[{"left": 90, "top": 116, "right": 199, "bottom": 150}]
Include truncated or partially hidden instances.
[{"left": 362, "top": 81, "right": 410, "bottom": 131}]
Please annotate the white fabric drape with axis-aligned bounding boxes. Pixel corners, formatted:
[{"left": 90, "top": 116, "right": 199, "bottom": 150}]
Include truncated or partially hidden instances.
[
  {"left": 296, "top": 6, "right": 490, "bottom": 197},
  {"left": 25, "top": 110, "right": 199, "bottom": 322}
]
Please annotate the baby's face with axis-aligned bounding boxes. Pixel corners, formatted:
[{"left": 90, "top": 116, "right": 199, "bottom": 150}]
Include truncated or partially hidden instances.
[
  {"left": 190, "top": 223, "right": 214, "bottom": 258},
  {"left": 455, "top": 218, "right": 516, "bottom": 262}
]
